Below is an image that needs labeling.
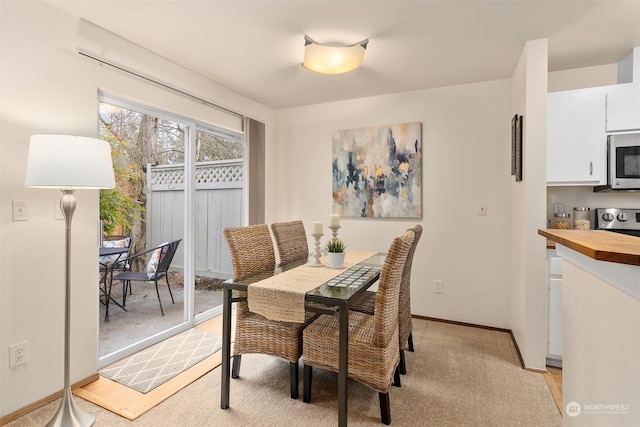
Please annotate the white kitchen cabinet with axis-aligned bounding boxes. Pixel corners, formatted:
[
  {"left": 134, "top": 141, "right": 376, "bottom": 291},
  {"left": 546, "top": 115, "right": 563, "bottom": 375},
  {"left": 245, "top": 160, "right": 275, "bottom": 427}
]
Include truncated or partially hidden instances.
[
  {"left": 547, "top": 249, "right": 563, "bottom": 366},
  {"left": 606, "top": 83, "right": 640, "bottom": 132},
  {"left": 547, "top": 89, "right": 607, "bottom": 185}
]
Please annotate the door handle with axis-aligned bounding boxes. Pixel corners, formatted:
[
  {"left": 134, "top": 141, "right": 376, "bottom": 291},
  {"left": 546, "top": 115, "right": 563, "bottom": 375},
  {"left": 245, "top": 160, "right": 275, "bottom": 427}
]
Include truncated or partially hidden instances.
[{"left": 589, "top": 161, "right": 593, "bottom": 176}]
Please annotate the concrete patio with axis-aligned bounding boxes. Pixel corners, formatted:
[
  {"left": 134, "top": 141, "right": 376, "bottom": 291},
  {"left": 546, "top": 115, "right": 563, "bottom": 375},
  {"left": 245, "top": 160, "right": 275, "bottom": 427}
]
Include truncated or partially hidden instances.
[{"left": 99, "top": 273, "right": 224, "bottom": 358}]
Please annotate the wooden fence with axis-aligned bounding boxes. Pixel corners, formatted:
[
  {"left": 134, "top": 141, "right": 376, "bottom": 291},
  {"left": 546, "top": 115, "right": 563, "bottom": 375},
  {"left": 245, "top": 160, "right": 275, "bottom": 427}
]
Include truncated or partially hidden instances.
[{"left": 146, "top": 159, "right": 243, "bottom": 279}]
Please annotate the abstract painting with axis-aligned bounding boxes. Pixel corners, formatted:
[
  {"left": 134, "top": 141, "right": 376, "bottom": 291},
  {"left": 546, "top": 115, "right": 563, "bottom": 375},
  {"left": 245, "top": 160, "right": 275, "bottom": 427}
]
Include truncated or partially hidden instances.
[{"left": 332, "top": 122, "right": 422, "bottom": 218}]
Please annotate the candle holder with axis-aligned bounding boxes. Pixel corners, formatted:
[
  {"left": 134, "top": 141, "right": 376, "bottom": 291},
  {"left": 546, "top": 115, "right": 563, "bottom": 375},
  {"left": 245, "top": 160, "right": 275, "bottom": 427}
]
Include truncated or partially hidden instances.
[
  {"left": 309, "top": 233, "right": 324, "bottom": 267},
  {"left": 328, "top": 225, "right": 341, "bottom": 241}
]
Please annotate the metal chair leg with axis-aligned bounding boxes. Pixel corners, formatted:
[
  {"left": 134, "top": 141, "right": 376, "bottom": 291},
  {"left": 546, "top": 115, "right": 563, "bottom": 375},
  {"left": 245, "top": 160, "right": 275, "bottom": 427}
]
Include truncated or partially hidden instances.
[
  {"left": 399, "top": 349, "right": 407, "bottom": 375},
  {"left": 393, "top": 365, "right": 401, "bottom": 387},
  {"left": 122, "top": 280, "right": 129, "bottom": 307},
  {"left": 290, "top": 361, "right": 299, "bottom": 399},
  {"left": 155, "top": 279, "right": 165, "bottom": 316},
  {"left": 232, "top": 354, "right": 242, "bottom": 379},
  {"left": 165, "top": 274, "right": 174, "bottom": 303},
  {"left": 104, "top": 276, "right": 112, "bottom": 322},
  {"left": 378, "top": 392, "right": 391, "bottom": 425},
  {"left": 303, "top": 364, "right": 312, "bottom": 403}
]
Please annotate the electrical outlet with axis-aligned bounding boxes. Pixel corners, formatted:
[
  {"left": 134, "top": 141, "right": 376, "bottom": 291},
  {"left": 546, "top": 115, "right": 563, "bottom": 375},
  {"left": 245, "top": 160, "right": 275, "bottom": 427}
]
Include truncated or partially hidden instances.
[
  {"left": 9, "top": 341, "right": 29, "bottom": 368},
  {"left": 478, "top": 203, "right": 487, "bottom": 216},
  {"left": 433, "top": 280, "right": 443, "bottom": 294},
  {"left": 553, "top": 203, "right": 565, "bottom": 215}
]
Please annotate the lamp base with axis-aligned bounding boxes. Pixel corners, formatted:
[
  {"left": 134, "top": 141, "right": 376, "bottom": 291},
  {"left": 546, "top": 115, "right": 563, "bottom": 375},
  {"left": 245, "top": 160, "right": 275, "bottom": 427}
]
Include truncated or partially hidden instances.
[{"left": 45, "top": 387, "right": 95, "bottom": 427}]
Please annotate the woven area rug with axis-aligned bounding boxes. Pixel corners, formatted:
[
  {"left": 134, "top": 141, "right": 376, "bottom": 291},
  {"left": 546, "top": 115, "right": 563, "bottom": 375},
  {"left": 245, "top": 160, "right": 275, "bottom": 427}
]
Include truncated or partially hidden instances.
[{"left": 99, "top": 328, "right": 221, "bottom": 393}]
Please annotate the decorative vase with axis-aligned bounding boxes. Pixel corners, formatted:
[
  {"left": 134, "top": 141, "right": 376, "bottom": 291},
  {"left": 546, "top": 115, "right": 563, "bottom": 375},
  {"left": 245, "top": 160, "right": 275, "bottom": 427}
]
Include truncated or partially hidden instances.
[{"left": 328, "top": 251, "right": 345, "bottom": 269}]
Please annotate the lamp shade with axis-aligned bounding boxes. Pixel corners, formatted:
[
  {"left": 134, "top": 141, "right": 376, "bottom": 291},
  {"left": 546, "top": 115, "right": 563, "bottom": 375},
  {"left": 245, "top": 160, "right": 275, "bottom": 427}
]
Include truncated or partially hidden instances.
[
  {"left": 302, "top": 36, "right": 368, "bottom": 74},
  {"left": 25, "top": 134, "right": 115, "bottom": 189}
]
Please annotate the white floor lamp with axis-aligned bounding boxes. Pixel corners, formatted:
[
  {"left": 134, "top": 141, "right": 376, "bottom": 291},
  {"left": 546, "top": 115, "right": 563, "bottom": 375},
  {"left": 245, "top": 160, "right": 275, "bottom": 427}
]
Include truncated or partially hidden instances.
[{"left": 25, "top": 134, "right": 115, "bottom": 427}]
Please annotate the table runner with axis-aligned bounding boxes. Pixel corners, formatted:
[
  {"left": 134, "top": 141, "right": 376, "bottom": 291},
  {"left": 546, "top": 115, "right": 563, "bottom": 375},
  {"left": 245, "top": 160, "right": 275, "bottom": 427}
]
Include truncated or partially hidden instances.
[{"left": 248, "top": 250, "right": 377, "bottom": 323}]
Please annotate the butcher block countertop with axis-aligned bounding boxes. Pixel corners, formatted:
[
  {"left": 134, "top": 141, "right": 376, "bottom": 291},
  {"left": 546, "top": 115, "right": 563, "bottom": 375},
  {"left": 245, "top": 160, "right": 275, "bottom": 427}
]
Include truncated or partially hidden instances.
[{"left": 538, "top": 229, "right": 640, "bottom": 266}]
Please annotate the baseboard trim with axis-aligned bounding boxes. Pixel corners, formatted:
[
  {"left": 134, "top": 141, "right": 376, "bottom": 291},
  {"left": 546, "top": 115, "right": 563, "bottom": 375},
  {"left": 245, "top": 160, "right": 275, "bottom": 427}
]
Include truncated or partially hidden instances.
[
  {"left": 509, "top": 331, "right": 526, "bottom": 370},
  {"left": 0, "top": 373, "right": 99, "bottom": 426},
  {"left": 413, "top": 315, "right": 526, "bottom": 369},
  {"left": 413, "top": 314, "right": 511, "bottom": 333},
  {"left": 546, "top": 357, "right": 562, "bottom": 368}
]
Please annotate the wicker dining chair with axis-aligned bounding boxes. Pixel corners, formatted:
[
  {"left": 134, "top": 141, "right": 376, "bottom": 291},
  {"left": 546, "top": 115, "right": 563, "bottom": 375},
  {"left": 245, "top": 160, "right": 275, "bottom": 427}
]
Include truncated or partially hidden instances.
[
  {"left": 350, "top": 224, "right": 422, "bottom": 375},
  {"left": 223, "top": 223, "right": 316, "bottom": 399},
  {"left": 270, "top": 220, "right": 310, "bottom": 265},
  {"left": 302, "top": 229, "right": 415, "bottom": 425}
]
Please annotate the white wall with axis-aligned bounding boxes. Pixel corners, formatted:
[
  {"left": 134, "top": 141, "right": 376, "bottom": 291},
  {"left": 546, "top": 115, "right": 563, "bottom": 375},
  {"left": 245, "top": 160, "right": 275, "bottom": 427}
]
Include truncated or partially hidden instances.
[
  {"left": 0, "top": 0, "right": 274, "bottom": 416},
  {"left": 510, "top": 39, "right": 549, "bottom": 370},
  {"left": 272, "top": 80, "right": 514, "bottom": 329},
  {"left": 548, "top": 63, "right": 618, "bottom": 93}
]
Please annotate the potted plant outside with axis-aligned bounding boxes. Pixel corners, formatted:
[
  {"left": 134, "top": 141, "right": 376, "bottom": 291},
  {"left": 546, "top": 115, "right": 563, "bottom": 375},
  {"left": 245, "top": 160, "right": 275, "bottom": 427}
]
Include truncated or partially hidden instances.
[{"left": 326, "top": 238, "right": 346, "bottom": 269}]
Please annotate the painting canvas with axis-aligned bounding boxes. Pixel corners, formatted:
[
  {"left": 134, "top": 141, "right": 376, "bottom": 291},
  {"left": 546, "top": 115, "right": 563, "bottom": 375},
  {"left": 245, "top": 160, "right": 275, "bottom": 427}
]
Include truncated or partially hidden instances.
[{"left": 332, "top": 122, "right": 422, "bottom": 218}]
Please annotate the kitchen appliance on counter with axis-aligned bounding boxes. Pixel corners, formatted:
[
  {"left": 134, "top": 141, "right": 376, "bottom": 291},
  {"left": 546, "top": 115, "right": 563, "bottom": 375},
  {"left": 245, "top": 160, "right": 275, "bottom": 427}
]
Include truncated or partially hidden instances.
[
  {"left": 608, "top": 133, "right": 640, "bottom": 190},
  {"left": 596, "top": 208, "right": 640, "bottom": 237},
  {"left": 594, "top": 133, "right": 640, "bottom": 192}
]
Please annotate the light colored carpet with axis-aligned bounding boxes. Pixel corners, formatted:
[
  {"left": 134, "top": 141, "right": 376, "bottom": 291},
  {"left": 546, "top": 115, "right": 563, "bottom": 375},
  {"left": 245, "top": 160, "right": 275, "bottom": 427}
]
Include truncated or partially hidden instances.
[
  {"left": 99, "top": 329, "right": 221, "bottom": 393},
  {"left": 6, "top": 319, "right": 561, "bottom": 426}
]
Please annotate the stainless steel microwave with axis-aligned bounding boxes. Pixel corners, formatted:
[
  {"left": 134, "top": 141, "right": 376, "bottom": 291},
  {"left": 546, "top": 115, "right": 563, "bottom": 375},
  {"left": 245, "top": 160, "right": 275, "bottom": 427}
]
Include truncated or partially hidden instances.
[{"left": 608, "top": 133, "right": 640, "bottom": 190}]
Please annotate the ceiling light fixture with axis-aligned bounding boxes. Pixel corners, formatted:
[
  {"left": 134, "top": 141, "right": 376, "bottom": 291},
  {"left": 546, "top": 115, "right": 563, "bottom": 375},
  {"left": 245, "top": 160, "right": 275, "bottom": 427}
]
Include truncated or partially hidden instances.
[{"left": 302, "top": 35, "right": 369, "bottom": 75}]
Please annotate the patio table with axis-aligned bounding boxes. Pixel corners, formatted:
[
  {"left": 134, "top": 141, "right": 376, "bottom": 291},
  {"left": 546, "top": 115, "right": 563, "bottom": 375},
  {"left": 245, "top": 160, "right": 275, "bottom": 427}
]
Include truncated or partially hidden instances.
[{"left": 99, "top": 246, "right": 129, "bottom": 321}]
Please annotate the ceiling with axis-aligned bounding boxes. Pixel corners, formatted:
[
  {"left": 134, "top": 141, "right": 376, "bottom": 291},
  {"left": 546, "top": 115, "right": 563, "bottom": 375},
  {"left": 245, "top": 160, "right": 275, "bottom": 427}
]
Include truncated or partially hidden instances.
[{"left": 44, "top": 0, "right": 640, "bottom": 110}]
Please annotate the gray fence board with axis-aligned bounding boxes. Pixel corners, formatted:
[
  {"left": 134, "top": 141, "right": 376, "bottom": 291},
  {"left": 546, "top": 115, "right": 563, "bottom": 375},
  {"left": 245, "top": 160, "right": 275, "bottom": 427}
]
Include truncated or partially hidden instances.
[{"left": 147, "top": 160, "right": 243, "bottom": 279}]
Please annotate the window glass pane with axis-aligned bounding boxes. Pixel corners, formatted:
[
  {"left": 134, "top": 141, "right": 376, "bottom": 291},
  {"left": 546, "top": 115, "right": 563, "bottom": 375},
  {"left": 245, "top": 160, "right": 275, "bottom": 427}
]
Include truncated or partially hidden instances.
[{"left": 195, "top": 128, "right": 243, "bottom": 162}]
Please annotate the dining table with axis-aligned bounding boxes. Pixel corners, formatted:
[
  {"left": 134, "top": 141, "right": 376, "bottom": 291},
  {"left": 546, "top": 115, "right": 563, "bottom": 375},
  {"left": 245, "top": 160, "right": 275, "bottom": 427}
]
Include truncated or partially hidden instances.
[
  {"left": 219, "top": 250, "right": 385, "bottom": 427},
  {"left": 99, "top": 246, "right": 130, "bottom": 321}
]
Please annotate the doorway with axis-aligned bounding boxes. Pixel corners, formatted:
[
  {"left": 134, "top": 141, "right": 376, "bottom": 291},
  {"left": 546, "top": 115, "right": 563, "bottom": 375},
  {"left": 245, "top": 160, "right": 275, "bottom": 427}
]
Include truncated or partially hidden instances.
[{"left": 97, "top": 97, "right": 242, "bottom": 367}]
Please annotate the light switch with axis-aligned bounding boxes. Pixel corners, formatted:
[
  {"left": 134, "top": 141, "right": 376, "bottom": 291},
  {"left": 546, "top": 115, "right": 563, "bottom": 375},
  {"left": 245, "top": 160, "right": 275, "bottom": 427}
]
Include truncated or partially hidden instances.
[{"left": 12, "top": 200, "right": 28, "bottom": 221}]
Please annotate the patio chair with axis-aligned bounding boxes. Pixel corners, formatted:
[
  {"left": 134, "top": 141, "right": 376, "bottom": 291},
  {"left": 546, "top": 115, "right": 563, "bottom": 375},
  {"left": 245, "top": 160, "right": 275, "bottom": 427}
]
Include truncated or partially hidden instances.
[
  {"left": 350, "top": 224, "right": 422, "bottom": 375},
  {"left": 110, "top": 239, "right": 182, "bottom": 319},
  {"left": 223, "top": 224, "right": 316, "bottom": 399},
  {"left": 302, "top": 229, "right": 414, "bottom": 425},
  {"left": 270, "top": 220, "right": 310, "bottom": 265}
]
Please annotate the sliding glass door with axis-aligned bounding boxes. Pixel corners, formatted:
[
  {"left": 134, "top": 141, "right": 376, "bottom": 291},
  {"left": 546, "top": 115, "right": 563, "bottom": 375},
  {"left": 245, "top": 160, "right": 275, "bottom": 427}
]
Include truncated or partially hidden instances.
[{"left": 97, "top": 97, "right": 242, "bottom": 368}]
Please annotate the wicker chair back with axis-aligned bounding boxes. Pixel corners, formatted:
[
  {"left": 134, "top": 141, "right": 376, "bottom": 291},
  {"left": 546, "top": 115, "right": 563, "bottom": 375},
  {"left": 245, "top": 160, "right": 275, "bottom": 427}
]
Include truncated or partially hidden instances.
[{"left": 270, "top": 220, "right": 309, "bottom": 265}]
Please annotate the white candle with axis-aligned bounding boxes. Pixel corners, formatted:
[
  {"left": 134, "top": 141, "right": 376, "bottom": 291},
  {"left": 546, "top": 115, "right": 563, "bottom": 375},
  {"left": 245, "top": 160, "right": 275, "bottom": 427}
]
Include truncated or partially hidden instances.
[
  {"left": 312, "top": 221, "right": 323, "bottom": 235},
  {"left": 330, "top": 214, "right": 340, "bottom": 227}
]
